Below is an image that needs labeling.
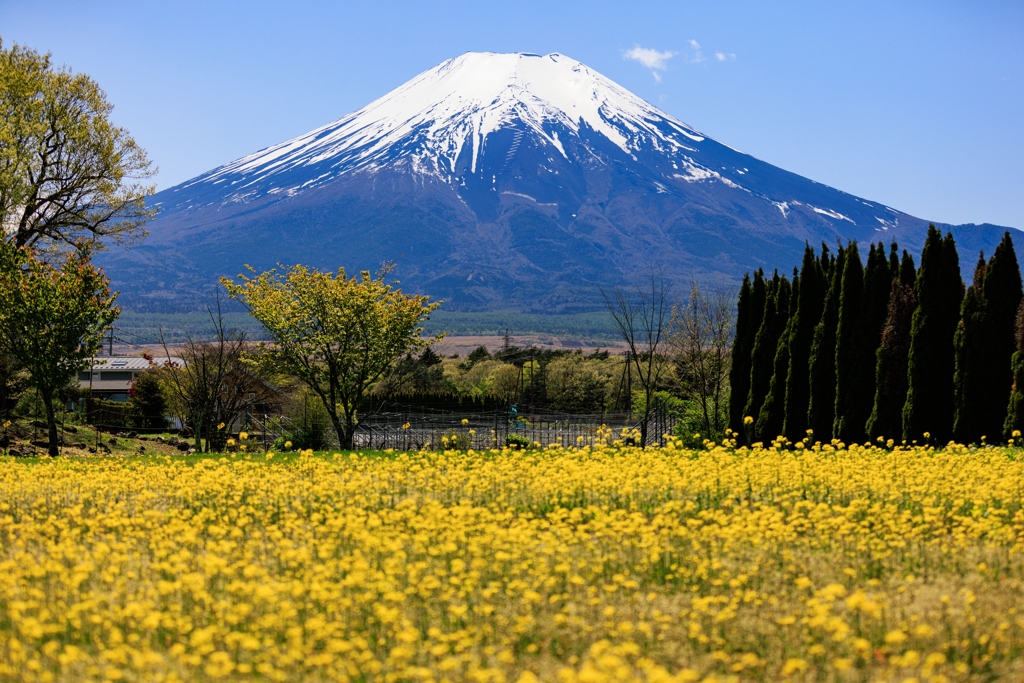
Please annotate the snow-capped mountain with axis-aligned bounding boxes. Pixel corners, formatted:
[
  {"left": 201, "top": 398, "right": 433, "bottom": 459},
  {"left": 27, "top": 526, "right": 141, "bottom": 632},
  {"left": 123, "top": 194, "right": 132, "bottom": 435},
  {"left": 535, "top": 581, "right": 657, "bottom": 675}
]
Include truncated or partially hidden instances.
[{"left": 105, "top": 52, "right": 1016, "bottom": 312}]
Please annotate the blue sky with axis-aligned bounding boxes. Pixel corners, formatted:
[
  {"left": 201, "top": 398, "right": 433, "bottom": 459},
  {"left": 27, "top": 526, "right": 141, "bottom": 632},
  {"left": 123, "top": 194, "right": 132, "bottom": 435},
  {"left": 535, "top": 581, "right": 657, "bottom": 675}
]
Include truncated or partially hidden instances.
[{"left": 3, "top": 0, "right": 1022, "bottom": 228}]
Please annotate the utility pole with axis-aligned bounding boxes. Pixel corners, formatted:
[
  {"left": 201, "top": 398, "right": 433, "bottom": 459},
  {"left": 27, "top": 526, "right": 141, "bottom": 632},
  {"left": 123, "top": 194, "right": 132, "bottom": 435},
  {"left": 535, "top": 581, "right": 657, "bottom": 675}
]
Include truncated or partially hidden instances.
[{"left": 529, "top": 353, "right": 535, "bottom": 414}]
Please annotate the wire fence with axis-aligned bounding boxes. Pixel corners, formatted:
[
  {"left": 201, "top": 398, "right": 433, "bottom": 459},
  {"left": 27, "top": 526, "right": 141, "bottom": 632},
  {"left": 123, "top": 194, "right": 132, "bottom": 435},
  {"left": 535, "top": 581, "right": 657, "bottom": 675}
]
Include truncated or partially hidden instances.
[
  {"left": 348, "top": 400, "right": 678, "bottom": 451},
  {"left": 4, "top": 398, "right": 678, "bottom": 456}
]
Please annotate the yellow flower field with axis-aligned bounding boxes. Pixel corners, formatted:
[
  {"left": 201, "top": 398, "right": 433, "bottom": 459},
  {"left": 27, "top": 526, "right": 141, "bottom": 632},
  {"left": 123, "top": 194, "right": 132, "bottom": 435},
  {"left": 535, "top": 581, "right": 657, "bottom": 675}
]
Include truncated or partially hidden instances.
[{"left": 1, "top": 442, "right": 1023, "bottom": 682}]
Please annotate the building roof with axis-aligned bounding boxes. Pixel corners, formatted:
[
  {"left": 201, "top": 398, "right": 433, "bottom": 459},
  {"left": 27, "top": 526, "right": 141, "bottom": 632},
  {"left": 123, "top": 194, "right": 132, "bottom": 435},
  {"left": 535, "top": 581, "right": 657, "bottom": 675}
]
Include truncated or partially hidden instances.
[{"left": 87, "top": 356, "right": 182, "bottom": 370}]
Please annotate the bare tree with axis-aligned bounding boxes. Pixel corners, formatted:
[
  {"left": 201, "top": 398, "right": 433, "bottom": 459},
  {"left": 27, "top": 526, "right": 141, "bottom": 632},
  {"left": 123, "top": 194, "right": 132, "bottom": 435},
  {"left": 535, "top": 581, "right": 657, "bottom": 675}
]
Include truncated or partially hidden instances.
[
  {"left": 669, "top": 281, "right": 734, "bottom": 439},
  {"left": 602, "top": 272, "right": 671, "bottom": 447},
  {"left": 155, "top": 300, "right": 276, "bottom": 452}
]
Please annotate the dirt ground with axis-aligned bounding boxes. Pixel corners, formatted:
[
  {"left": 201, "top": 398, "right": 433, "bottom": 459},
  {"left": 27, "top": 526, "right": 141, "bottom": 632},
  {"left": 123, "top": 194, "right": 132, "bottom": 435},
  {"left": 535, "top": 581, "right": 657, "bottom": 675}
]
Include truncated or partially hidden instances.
[
  {"left": 113, "top": 335, "right": 628, "bottom": 360},
  {"left": 430, "top": 335, "right": 626, "bottom": 357}
]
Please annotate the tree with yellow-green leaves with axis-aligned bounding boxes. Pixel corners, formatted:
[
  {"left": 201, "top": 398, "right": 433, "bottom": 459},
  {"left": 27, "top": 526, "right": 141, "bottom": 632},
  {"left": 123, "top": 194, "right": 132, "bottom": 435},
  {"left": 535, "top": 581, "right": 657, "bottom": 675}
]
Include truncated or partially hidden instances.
[
  {"left": 222, "top": 264, "right": 441, "bottom": 449},
  {"left": 0, "top": 241, "right": 118, "bottom": 456},
  {"left": 0, "top": 40, "right": 155, "bottom": 249}
]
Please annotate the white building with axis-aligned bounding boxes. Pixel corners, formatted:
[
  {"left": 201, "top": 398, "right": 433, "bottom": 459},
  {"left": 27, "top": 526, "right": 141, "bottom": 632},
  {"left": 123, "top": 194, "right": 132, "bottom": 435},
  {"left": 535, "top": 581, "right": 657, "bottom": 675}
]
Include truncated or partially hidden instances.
[{"left": 78, "top": 356, "right": 181, "bottom": 402}]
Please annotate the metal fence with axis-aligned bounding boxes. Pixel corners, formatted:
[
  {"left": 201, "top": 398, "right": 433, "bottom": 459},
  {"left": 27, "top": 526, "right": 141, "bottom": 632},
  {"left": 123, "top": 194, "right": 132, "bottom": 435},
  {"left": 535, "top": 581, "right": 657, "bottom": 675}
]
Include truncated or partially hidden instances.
[{"left": 348, "top": 400, "right": 677, "bottom": 451}]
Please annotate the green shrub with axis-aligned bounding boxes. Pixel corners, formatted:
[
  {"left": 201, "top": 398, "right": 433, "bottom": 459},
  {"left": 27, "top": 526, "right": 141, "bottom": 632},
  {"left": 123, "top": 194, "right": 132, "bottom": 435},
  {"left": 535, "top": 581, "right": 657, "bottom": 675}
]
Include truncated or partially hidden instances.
[{"left": 505, "top": 433, "right": 532, "bottom": 450}]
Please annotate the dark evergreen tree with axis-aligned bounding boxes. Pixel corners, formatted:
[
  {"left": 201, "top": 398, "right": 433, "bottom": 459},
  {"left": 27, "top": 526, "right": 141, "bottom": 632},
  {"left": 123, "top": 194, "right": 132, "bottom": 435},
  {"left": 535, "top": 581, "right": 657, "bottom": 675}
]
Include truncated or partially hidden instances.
[
  {"left": 849, "top": 243, "right": 895, "bottom": 439},
  {"left": 783, "top": 245, "right": 827, "bottom": 441},
  {"left": 1004, "top": 299, "right": 1024, "bottom": 439},
  {"left": 807, "top": 245, "right": 846, "bottom": 442},
  {"left": 833, "top": 243, "right": 867, "bottom": 443},
  {"left": 757, "top": 271, "right": 798, "bottom": 442},
  {"left": 729, "top": 270, "right": 765, "bottom": 443},
  {"left": 888, "top": 242, "right": 900, "bottom": 279},
  {"left": 953, "top": 256, "right": 989, "bottom": 444},
  {"left": 903, "top": 227, "right": 963, "bottom": 443},
  {"left": 866, "top": 256, "right": 918, "bottom": 441},
  {"left": 744, "top": 272, "right": 789, "bottom": 441},
  {"left": 980, "top": 232, "right": 1022, "bottom": 439},
  {"left": 899, "top": 249, "right": 916, "bottom": 287}
]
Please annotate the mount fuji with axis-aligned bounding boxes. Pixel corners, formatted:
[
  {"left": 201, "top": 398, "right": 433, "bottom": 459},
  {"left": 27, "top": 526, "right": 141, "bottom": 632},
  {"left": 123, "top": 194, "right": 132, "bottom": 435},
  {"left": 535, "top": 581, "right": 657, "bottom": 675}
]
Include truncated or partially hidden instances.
[{"left": 103, "top": 51, "right": 1016, "bottom": 312}]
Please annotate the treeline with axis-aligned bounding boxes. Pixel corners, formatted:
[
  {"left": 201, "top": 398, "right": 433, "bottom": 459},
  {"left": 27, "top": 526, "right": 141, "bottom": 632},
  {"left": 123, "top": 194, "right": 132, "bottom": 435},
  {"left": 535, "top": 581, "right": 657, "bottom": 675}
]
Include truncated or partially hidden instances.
[
  {"left": 373, "top": 345, "right": 631, "bottom": 415},
  {"left": 730, "top": 225, "right": 1024, "bottom": 445}
]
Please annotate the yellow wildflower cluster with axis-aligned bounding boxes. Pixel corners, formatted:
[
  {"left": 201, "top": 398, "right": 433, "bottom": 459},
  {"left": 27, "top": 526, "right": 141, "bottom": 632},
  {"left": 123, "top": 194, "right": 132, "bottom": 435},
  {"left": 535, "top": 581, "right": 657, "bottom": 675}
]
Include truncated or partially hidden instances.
[{"left": 1, "top": 442, "right": 1023, "bottom": 682}]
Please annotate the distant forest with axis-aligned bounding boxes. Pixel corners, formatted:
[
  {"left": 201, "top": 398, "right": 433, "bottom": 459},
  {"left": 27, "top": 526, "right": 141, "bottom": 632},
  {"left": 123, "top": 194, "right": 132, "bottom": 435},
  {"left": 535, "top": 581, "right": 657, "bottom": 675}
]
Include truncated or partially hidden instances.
[{"left": 114, "top": 309, "right": 622, "bottom": 345}]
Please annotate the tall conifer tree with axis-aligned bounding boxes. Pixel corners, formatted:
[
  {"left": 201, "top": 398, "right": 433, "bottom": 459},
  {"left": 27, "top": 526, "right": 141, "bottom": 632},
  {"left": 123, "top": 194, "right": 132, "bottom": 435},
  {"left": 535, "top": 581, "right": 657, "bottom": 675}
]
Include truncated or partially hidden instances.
[
  {"left": 867, "top": 251, "right": 917, "bottom": 440},
  {"left": 851, "top": 243, "right": 895, "bottom": 438},
  {"left": 903, "top": 227, "right": 963, "bottom": 443},
  {"left": 729, "top": 273, "right": 753, "bottom": 438},
  {"left": 757, "top": 271, "right": 798, "bottom": 442},
  {"left": 980, "top": 233, "right": 1022, "bottom": 439},
  {"left": 900, "top": 249, "right": 916, "bottom": 287},
  {"left": 729, "top": 270, "right": 765, "bottom": 443},
  {"left": 833, "top": 243, "right": 866, "bottom": 443},
  {"left": 1004, "top": 299, "right": 1024, "bottom": 439},
  {"left": 744, "top": 272, "right": 789, "bottom": 439},
  {"left": 953, "top": 256, "right": 988, "bottom": 444},
  {"left": 783, "top": 245, "right": 827, "bottom": 440},
  {"left": 808, "top": 245, "right": 846, "bottom": 442}
]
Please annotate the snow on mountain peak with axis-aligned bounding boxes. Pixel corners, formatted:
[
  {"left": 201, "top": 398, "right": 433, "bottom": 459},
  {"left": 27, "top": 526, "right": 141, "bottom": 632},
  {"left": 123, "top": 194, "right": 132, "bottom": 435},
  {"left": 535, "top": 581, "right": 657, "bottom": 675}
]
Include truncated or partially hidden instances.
[{"left": 198, "top": 52, "right": 706, "bottom": 189}]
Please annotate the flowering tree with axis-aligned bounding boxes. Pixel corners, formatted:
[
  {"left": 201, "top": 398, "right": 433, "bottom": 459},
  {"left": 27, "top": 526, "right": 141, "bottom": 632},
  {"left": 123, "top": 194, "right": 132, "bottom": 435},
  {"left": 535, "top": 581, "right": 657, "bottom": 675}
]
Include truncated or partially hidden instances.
[
  {"left": 222, "top": 264, "right": 441, "bottom": 449},
  {"left": 0, "top": 40, "right": 155, "bottom": 249},
  {"left": 0, "top": 242, "right": 118, "bottom": 455}
]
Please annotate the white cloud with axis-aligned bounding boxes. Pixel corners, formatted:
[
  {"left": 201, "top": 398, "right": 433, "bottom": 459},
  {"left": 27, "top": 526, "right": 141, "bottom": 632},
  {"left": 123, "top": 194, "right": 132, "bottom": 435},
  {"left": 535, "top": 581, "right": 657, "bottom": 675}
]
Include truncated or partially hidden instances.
[
  {"left": 624, "top": 46, "right": 682, "bottom": 83},
  {"left": 623, "top": 42, "right": 733, "bottom": 81},
  {"left": 623, "top": 46, "right": 676, "bottom": 72},
  {"left": 688, "top": 40, "right": 705, "bottom": 63}
]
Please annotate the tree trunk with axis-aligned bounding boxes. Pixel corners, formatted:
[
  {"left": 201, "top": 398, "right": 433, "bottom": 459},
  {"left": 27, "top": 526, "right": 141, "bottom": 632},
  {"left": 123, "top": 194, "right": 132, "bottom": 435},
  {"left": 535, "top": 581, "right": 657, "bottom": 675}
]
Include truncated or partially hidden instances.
[
  {"left": 41, "top": 389, "right": 59, "bottom": 457},
  {"left": 329, "top": 413, "right": 355, "bottom": 451}
]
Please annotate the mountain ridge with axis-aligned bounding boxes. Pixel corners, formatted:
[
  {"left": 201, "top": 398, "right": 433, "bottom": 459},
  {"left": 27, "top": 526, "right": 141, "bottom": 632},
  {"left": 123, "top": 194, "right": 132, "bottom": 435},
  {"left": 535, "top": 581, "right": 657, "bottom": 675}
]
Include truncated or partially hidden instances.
[{"left": 100, "top": 51, "right": 1018, "bottom": 313}]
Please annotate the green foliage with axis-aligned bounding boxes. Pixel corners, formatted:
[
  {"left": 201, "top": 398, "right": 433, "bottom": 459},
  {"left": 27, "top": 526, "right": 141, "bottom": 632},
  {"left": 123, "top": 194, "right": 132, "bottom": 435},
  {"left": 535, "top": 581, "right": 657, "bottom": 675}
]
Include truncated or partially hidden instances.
[
  {"left": 0, "top": 40, "right": 155, "bottom": 248},
  {"left": 1006, "top": 354, "right": 1024, "bottom": 440},
  {"left": 729, "top": 271, "right": 764, "bottom": 443},
  {"left": 808, "top": 246, "right": 846, "bottom": 442},
  {"left": 954, "top": 233, "right": 1021, "bottom": 443},
  {"left": 671, "top": 396, "right": 719, "bottom": 448},
  {"left": 745, "top": 273, "right": 790, "bottom": 440},
  {"left": 463, "top": 345, "right": 493, "bottom": 369},
  {"left": 286, "top": 390, "right": 332, "bottom": 451},
  {"left": 0, "top": 243, "right": 118, "bottom": 455},
  {"left": 86, "top": 397, "right": 135, "bottom": 431},
  {"left": 903, "top": 227, "right": 963, "bottom": 443},
  {"left": 783, "top": 246, "right": 827, "bottom": 441},
  {"left": 222, "top": 263, "right": 441, "bottom": 449},
  {"left": 952, "top": 257, "right": 989, "bottom": 444},
  {"left": 545, "top": 354, "right": 608, "bottom": 414},
  {"left": 0, "top": 353, "right": 27, "bottom": 419},
  {"left": 756, "top": 271, "right": 797, "bottom": 443},
  {"left": 833, "top": 243, "right": 866, "bottom": 443},
  {"left": 504, "top": 433, "right": 532, "bottom": 450},
  {"left": 128, "top": 371, "right": 167, "bottom": 432},
  {"left": 866, "top": 276, "right": 917, "bottom": 441},
  {"left": 980, "top": 233, "right": 1021, "bottom": 439}
]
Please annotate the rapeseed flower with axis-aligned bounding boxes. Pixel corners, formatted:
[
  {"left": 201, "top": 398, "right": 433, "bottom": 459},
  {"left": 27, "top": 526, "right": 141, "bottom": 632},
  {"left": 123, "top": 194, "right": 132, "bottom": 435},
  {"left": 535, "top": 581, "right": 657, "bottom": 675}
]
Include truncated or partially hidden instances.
[{"left": 0, "top": 442, "right": 1021, "bottom": 681}]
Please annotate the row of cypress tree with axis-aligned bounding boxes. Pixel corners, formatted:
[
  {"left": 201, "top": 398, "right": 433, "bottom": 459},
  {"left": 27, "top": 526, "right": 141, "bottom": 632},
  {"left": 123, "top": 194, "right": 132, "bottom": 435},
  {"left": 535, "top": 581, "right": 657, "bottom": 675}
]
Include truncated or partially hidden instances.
[{"left": 728, "top": 225, "right": 1024, "bottom": 445}]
